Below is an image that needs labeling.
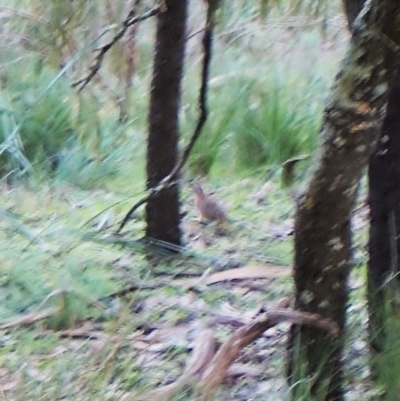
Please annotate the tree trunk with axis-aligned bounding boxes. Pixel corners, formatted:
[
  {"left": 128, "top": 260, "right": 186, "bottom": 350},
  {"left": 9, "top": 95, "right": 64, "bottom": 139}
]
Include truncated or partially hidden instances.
[
  {"left": 145, "top": 0, "right": 187, "bottom": 246},
  {"left": 286, "top": 1, "right": 400, "bottom": 400},
  {"left": 342, "top": 0, "right": 365, "bottom": 28},
  {"left": 368, "top": 68, "right": 400, "bottom": 354}
]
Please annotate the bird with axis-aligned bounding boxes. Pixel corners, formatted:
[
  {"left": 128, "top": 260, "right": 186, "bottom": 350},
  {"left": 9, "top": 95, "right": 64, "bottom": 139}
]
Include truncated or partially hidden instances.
[{"left": 191, "top": 182, "right": 229, "bottom": 224}]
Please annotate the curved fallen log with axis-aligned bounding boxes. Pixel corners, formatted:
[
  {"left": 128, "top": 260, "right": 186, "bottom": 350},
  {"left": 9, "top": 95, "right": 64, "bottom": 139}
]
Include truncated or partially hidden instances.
[{"left": 129, "top": 305, "right": 338, "bottom": 401}]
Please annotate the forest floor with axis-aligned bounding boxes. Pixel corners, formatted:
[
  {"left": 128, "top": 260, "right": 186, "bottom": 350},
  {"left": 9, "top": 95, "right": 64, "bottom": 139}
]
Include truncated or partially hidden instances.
[{"left": 0, "top": 176, "right": 376, "bottom": 400}]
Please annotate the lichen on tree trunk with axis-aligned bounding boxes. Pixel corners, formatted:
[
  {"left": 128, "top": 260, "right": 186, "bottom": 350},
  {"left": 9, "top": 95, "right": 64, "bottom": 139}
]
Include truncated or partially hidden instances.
[{"left": 287, "top": 1, "right": 400, "bottom": 400}]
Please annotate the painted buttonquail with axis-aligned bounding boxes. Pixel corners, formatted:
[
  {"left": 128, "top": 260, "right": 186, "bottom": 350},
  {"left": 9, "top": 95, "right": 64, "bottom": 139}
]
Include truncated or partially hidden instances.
[{"left": 192, "top": 182, "right": 228, "bottom": 224}]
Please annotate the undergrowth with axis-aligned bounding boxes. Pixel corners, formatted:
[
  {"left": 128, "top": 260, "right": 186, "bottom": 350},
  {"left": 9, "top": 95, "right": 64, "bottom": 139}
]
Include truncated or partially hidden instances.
[
  {"left": 0, "top": 176, "right": 296, "bottom": 400},
  {"left": 0, "top": 0, "right": 346, "bottom": 185}
]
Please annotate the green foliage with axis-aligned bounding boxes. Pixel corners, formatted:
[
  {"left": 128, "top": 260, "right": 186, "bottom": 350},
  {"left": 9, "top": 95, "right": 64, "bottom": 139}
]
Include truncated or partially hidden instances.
[
  {"left": 17, "top": 73, "right": 75, "bottom": 164},
  {"left": 0, "top": 0, "right": 337, "bottom": 183},
  {"left": 371, "top": 292, "right": 400, "bottom": 400},
  {"left": 0, "top": 248, "right": 117, "bottom": 321},
  {"left": 231, "top": 76, "right": 319, "bottom": 170},
  {"left": 184, "top": 64, "right": 323, "bottom": 176},
  {"left": 0, "top": 0, "right": 146, "bottom": 186},
  {"left": 181, "top": 4, "right": 338, "bottom": 177},
  {"left": 288, "top": 335, "right": 332, "bottom": 401},
  {"left": 182, "top": 89, "right": 236, "bottom": 176},
  {"left": 219, "top": 0, "right": 334, "bottom": 27},
  {"left": 0, "top": 39, "right": 78, "bottom": 169}
]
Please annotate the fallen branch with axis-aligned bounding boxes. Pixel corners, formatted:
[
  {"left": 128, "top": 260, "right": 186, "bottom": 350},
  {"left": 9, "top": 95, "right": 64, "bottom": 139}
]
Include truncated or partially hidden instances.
[
  {"left": 0, "top": 307, "right": 60, "bottom": 330},
  {"left": 173, "top": 264, "right": 292, "bottom": 288},
  {"left": 127, "top": 328, "right": 217, "bottom": 401},
  {"left": 99, "top": 280, "right": 171, "bottom": 301},
  {"left": 72, "top": 5, "right": 161, "bottom": 91},
  {"left": 117, "top": 3, "right": 216, "bottom": 234},
  {"left": 131, "top": 306, "right": 338, "bottom": 401},
  {"left": 198, "top": 309, "right": 338, "bottom": 400},
  {"left": 0, "top": 289, "right": 109, "bottom": 331},
  {"left": 41, "top": 329, "right": 105, "bottom": 340}
]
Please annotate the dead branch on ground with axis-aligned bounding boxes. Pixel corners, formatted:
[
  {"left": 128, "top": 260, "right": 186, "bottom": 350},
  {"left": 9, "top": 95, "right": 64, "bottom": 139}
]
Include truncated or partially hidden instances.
[
  {"left": 199, "top": 309, "right": 338, "bottom": 401},
  {"left": 130, "top": 307, "right": 338, "bottom": 401},
  {"left": 0, "top": 307, "right": 60, "bottom": 330}
]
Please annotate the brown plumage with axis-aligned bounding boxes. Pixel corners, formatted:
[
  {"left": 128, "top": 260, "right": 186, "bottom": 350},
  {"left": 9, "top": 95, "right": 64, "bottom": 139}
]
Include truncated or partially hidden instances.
[{"left": 192, "top": 183, "right": 228, "bottom": 224}]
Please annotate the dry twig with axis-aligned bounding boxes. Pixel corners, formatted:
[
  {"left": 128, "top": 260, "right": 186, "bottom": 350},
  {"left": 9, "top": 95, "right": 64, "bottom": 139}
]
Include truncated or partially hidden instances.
[
  {"left": 72, "top": 5, "right": 160, "bottom": 91},
  {"left": 0, "top": 307, "right": 60, "bottom": 330}
]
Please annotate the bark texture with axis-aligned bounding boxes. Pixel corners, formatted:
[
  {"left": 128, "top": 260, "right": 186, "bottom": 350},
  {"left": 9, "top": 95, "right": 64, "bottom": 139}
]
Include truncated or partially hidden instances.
[
  {"left": 145, "top": 0, "right": 187, "bottom": 246},
  {"left": 287, "top": 1, "right": 400, "bottom": 400},
  {"left": 343, "top": 0, "right": 365, "bottom": 28},
  {"left": 368, "top": 68, "right": 400, "bottom": 353}
]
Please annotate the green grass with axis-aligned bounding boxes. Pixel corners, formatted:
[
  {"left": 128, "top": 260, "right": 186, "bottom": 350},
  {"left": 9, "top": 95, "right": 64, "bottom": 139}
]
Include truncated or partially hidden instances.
[
  {"left": 180, "top": 13, "right": 340, "bottom": 177},
  {"left": 0, "top": 176, "right": 296, "bottom": 400}
]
